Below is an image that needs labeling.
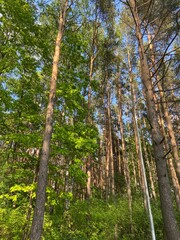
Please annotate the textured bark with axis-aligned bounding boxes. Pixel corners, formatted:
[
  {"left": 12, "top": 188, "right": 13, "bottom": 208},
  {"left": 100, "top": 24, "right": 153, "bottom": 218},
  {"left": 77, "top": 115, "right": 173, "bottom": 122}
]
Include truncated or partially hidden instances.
[
  {"left": 156, "top": 100, "right": 180, "bottom": 211},
  {"left": 147, "top": 32, "right": 180, "bottom": 182},
  {"left": 147, "top": 32, "right": 180, "bottom": 209},
  {"left": 160, "top": 89, "right": 180, "bottom": 181},
  {"left": 128, "top": 0, "right": 180, "bottom": 239},
  {"left": 30, "top": 1, "right": 68, "bottom": 239},
  {"left": 168, "top": 158, "right": 180, "bottom": 211}
]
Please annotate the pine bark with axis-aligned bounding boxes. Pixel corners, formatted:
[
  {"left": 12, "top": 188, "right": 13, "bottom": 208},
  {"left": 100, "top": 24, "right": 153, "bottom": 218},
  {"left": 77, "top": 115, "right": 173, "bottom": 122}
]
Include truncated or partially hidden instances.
[
  {"left": 30, "top": 1, "right": 68, "bottom": 239},
  {"left": 128, "top": 0, "right": 180, "bottom": 238},
  {"left": 156, "top": 98, "right": 180, "bottom": 211},
  {"left": 147, "top": 32, "right": 180, "bottom": 182},
  {"left": 147, "top": 31, "right": 180, "bottom": 209}
]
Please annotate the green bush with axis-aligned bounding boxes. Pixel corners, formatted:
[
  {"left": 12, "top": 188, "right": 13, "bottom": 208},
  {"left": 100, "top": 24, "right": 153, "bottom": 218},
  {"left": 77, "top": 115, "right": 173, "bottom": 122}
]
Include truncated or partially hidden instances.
[{"left": 42, "top": 197, "right": 164, "bottom": 240}]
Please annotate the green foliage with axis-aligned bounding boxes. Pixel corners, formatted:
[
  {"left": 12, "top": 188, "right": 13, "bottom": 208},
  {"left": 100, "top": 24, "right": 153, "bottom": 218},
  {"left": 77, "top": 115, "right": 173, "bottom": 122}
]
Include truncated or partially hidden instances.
[
  {"left": 0, "top": 207, "right": 26, "bottom": 239},
  {"left": 41, "top": 197, "right": 165, "bottom": 240},
  {"left": 52, "top": 122, "right": 98, "bottom": 158},
  {"left": 0, "top": 193, "right": 175, "bottom": 239}
]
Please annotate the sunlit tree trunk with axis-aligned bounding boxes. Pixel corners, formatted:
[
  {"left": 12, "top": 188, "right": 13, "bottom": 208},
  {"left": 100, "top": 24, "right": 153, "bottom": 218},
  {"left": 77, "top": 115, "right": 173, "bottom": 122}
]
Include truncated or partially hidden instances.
[
  {"left": 147, "top": 32, "right": 180, "bottom": 210},
  {"left": 147, "top": 32, "right": 180, "bottom": 182},
  {"left": 107, "top": 82, "right": 115, "bottom": 196},
  {"left": 128, "top": 0, "right": 180, "bottom": 238},
  {"left": 86, "top": 54, "right": 94, "bottom": 198},
  {"left": 155, "top": 97, "right": 180, "bottom": 211},
  {"left": 30, "top": 1, "right": 68, "bottom": 239}
]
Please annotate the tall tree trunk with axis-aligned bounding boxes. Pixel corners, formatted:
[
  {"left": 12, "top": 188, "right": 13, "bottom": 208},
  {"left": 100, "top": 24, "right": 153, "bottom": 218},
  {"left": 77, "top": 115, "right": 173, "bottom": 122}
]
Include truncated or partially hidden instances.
[
  {"left": 127, "top": 50, "right": 146, "bottom": 200},
  {"left": 22, "top": 151, "right": 39, "bottom": 240},
  {"left": 107, "top": 82, "right": 115, "bottom": 196},
  {"left": 104, "top": 82, "right": 114, "bottom": 199},
  {"left": 30, "top": 1, "right": 68, "bottom": 239},
  {"left": 98, "top": 138, "right": 103, "bottom": 196},
  {"left": 127, "top": 50, "right": 156, "bottom": 237},
  {"left": 86, "top": 16, "right": 99, "bottom": 198},
  {"left": 116, "top": 72, "right": 132, "bottom": 228},
  {"left": 147, "top": 31, "right": 180, "bottom": 210},
  {"left": 128, "top": 0, "right": 180, "bottom": 239},
  {"left": 105, "top": 115, "right": 110, "bottom": 200},
  {"left": 147, "top": 32, "right": 180, "bottom": 182},
  {"left": 86, "top": 55, "right": 94, "bottom": 198},
  {"left": 155, "top": 97, "right": 180, "bottom": 211}
]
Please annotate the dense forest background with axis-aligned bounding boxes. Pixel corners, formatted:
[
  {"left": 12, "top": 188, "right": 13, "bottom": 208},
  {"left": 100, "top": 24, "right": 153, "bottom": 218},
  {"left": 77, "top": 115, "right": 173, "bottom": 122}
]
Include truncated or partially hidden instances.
[{"left": 0, "top": 0, "right": 179, "bottom": 239}]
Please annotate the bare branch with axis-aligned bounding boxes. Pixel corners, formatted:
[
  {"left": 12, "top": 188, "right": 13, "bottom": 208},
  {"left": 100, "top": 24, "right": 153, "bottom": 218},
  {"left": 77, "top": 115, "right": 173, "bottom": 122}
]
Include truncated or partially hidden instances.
[
  {"left": 154, "top": 87, "right": 180, "bottom": 93},
  {"left": 150, "top": 32, "right": 178, "bottom": 79}
]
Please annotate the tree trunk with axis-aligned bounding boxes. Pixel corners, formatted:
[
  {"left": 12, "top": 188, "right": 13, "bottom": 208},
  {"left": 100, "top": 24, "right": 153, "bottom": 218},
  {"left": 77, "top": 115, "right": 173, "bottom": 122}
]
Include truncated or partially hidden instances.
[
  {"left": 147, "top": 31, "right": 180, "bottom": 210},
  {"left": 86, "top": 54, "right": 95, "bottom": 199},
  {"left": 127, "top": 50, "right": 146, "bottom": 202},
  {"left": 86, "top": 16, "right": 99, "bottom": 198},
  {"left": 30, "top": 1, "right": 68, "bottom": 239},
  {"left": 22, "top": 153, "right": 39, "bottom": 240},
  {"left": 147, "top": 32, "right": 180, "bottom": 182},
  {"left": 128, "top": 0, "right": 180, "bottom": 239},
  {"left": 107, "top": 82, "right": 115, "bottom": 196},
  {"left": 116, "top": 71, "right": 132, "bottom": 228},
  {"left": 155, "top": 97, "right": 180, "bottom": 211}
]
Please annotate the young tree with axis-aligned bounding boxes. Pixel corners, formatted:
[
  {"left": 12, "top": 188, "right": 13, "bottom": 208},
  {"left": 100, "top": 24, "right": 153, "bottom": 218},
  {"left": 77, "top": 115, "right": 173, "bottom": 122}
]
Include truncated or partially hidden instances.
[{"left": 30, "top": 1, "right": 69, "bottom": 239}]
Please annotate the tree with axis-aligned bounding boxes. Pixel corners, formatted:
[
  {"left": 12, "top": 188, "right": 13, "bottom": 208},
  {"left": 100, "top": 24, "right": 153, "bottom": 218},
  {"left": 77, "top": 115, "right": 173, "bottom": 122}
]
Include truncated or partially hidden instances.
[
  {"left": 126, "top": 0, "right": 180, "bottom": 238},
  {"left": 30, "top": 1, "right": 69, "bottom": 239}
]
